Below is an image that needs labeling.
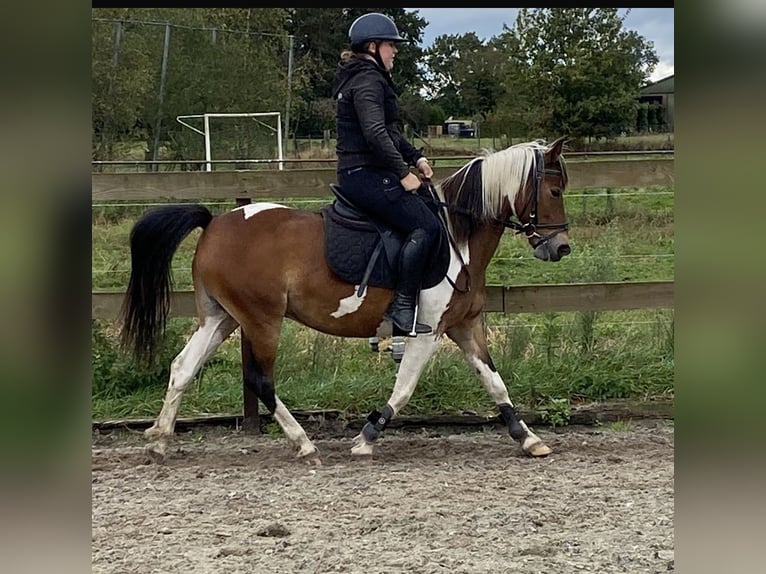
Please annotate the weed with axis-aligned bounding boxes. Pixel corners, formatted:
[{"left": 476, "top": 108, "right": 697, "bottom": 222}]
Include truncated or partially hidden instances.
[
  {"left": 539, "top": 397, "right": 571, "bottom": 428},
  {"left": 610, "top": 419, "right": 635, "bottom": 432}
]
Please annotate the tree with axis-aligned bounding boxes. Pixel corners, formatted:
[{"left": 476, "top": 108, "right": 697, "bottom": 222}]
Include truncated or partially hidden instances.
[
  {"left": 422, "top": 32, "right": 505, "bottom": 119},
  {"left": 508, "top": 8, "right": 658, "bottom": 141},
  {"left": 92, "top": 8, "right": 295, "bottom": 162}
]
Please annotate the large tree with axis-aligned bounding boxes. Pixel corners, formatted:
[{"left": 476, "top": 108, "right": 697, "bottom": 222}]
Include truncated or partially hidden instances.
[
  {"left": 422, "top": 32, "right": 505, "bottom": 120},
  {"left": 509, "top": 8, "right": 658, "bottom": 140}
]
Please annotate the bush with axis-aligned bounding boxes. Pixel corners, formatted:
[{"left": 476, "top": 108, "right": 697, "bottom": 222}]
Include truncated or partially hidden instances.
[{"left": 92, "top": 319, "right": 190, "bottom": 400}]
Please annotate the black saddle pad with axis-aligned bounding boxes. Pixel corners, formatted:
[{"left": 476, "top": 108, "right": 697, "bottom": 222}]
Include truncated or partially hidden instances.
[{"left": 321, "top": 193, "right": 450, "bottom": 291}]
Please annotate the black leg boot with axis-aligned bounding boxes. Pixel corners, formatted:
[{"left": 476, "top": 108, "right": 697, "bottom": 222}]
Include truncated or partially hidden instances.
[{"left": 384, "top": 229, "right": 433, "bottom": 336}]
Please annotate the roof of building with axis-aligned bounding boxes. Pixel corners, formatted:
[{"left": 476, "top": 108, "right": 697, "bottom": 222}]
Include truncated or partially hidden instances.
[
  {"left": 640, "top": 74, "right": 674, "bottom": 96},
  {"left": 444, "top": 116, "right": 474, "bottom": 124}
]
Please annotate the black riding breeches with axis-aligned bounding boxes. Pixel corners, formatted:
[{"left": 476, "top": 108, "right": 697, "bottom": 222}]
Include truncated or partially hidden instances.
[{"left": 337, "top": 166, "right": 442, "bottom": 249}]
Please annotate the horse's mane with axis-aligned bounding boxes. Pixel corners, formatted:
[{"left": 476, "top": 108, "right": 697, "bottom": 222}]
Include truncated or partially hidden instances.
[{"left": 437, "top": 140, "right": 564, "bottom": 243}]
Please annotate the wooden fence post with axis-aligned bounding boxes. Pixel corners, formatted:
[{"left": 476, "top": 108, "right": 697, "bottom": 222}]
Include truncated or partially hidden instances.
[{"left": 235, "top": 197, "right": 261, "bottom": 433}]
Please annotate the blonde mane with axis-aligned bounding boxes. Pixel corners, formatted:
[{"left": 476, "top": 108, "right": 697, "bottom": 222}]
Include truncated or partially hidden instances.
[{"left": 437, "top": 140, "right": 553, "bottom": 242}]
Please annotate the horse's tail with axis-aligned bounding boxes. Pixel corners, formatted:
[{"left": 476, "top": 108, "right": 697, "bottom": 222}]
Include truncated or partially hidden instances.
[{"left": 119, "top": 204, "right": 213, "bottom": 364}]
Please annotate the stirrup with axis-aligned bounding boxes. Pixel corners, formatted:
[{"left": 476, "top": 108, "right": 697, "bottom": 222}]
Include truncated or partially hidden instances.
[
  {"left": 386, "top": 302, "right": 432, "bottom": 337},
  {"left": 392, "top": 322, "right": 432, "bottom": 337}
]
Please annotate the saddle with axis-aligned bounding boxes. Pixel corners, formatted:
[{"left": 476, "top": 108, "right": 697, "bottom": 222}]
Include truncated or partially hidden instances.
[{"left": 321, "top": 183, "right": 451, "bottom": 295}]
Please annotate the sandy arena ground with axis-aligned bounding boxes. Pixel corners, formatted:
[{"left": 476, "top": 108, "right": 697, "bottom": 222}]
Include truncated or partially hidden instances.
[{"left": 92, "top": 421, "right": 674, "bottom": 573}]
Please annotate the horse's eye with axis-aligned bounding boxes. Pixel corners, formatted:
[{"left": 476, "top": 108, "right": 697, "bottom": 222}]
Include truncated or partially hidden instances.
[{"left": 550, "top": 188, "right": 562, "bottom": 198}]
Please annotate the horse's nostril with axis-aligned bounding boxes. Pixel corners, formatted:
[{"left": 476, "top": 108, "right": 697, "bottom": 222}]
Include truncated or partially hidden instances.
[{"left": 558, "top": 244, "right": 571, "bottom": 258}]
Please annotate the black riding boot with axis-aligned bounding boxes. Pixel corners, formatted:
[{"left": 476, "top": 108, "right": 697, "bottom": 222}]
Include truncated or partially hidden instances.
[{"left": 384, "top": 229, "right": 433, "bottom": 336}]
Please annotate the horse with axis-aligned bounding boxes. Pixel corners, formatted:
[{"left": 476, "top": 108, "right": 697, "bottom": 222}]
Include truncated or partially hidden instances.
[{"left": 120, "top": 137, "right": 571, "bottom": 464}]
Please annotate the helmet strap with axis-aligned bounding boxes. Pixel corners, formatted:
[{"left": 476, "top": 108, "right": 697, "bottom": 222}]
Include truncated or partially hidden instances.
[{"left": 366, "top": 42, "right": 386, "bottom": 70}]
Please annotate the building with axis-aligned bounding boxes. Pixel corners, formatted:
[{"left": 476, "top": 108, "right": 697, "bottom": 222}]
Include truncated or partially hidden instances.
[
  {"left": 443, "top": 117, "right": 476, "bottom": 138},
  {"left": 638, "top": 74, "right": 674, "bottom": 131}
]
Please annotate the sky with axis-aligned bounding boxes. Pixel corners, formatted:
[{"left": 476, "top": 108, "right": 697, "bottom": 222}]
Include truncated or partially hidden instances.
[{"left": 408, "top": 8, "right": 674, "bottom": 83}]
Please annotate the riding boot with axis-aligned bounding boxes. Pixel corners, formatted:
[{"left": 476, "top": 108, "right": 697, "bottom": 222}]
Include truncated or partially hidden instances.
[{"left": 384, "top": 229, "right": 433, "bottom": 336}]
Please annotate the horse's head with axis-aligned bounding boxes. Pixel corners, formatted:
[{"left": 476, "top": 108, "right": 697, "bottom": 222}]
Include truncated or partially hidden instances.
[
  {"left": 512, "top": 136, "right": 571, "bottom": 262},
  {"left": 438, "top": 138, "right": 571, "bottom": 261}
]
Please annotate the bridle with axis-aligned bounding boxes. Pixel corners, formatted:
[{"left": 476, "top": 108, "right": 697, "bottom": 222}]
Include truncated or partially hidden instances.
[
  {"left": 423, "top": 147, "right": 569, "bottom": 250},
  {"left": 502, "top": 148, "right": 569, "bottom": 248}
]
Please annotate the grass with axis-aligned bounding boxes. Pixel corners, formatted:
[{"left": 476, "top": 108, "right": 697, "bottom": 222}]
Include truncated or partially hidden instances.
[
  {"left": 609, "top": 420, "right": 636, "bottom": 432},
  {"left": 92, "top": 307, "right": 674, "bottom": 420},
  {"left": 93, "top": 186, "right": 674, "bottom": 291},
  {"left": 91, "top": 182, "right": 674, "bottom": 421}
]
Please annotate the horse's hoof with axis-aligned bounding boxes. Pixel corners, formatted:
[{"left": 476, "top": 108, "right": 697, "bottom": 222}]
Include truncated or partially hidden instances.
[
  {"left": 351, "top": 433, "right": 375, "bottom": 457},
  {"left": 298, "top": 448, "right": 322, "bottom": 467},
  {"left": 145, "top": 441, "right": 167, "bottom": 464},
  {"left": 522, "top": 439, "right": 552, "bottom": 457},
  {"left": 144, "top": 425, "right": 164, "bottom": 441}
]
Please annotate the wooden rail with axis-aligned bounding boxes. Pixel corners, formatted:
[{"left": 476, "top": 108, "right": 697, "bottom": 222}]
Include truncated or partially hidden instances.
[
  {"left": 92, "top": 281, "right": 673, "bottom": 320},
  {"left": 92, "top": 158, "right": 674, "bottom": 201}
]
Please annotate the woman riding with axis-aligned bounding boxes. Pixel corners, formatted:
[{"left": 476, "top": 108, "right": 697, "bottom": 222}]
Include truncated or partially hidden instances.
[{"left": 332, "top": 12, "right": 441, "bottom": 336}]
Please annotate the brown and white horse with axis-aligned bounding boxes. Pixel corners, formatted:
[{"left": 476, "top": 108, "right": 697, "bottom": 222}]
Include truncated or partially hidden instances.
[{"left": 120, "top": 138, "right": 571, "bottom": 464}]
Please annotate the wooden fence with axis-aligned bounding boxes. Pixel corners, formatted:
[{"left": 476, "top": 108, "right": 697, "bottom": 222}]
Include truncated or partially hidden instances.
[
  {"left": 92, "top": 156, "right": 674, "bottom": 427},
  {"left": 92, "top": 157, "right": 674, "bottom": 201},
  {"left": 92, "top": 281, "right": 673, "bottom": 321}
]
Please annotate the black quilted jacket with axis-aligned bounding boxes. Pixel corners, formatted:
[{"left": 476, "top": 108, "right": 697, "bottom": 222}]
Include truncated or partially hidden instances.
[{"left": 331, "top": 57, "right": 423, "bottom": 180}]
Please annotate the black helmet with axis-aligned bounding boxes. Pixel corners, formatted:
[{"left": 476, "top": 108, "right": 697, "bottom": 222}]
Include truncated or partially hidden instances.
[{"left": 348, "top": 13, "right": 406, "bottom": 48}]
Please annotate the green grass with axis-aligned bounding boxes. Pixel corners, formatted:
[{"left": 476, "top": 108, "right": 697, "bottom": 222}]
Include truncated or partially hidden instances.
[
  {"left": 92, "top": 308, "right": 674, "bottom": 420},
  {"left": 93, "top": 186, "right": 673, "bottom": 291},
  {"left": 91, "top": 183, "right": 674, "bottom": 420}
]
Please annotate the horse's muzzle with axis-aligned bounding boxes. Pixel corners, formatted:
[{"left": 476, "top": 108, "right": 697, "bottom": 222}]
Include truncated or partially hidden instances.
[{"left": 533, "top": 236, "right": 571, "bottom": 262}]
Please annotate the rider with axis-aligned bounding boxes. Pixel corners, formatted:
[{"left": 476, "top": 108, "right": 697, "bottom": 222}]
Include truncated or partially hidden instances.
[{"left": 332, "top": 12, "right": 441, "bottom": 335}]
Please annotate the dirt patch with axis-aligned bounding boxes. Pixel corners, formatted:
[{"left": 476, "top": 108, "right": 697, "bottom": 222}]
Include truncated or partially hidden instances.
[{"left": 92, "top": 421, "right": 674, "bottom": 573}]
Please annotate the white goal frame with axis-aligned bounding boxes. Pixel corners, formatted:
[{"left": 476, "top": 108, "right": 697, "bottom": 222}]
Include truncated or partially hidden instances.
[{"left": 176, "top": 112, "right": 283, "bottom": 171}]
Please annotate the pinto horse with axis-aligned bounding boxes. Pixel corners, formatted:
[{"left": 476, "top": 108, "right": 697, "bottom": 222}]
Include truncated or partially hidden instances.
[{"left": 120, "top": 138, "right": 571, "bottom": 464}]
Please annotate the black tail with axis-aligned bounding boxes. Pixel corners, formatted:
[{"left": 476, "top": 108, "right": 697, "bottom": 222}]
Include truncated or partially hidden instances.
[{"left": 119, "top": 204, "right": 213, "bottom": 364}]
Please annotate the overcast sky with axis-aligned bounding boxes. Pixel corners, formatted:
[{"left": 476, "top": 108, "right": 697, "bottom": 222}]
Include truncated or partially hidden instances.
[{"left": 409, "top": 8, "right": 674, "bottom": 82}]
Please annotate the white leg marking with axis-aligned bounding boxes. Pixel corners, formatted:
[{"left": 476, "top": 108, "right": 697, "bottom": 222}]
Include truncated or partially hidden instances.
[
  {"left": 465, "top": 355, "right": 513, "bottom": 404},
  {"left": 465, "top": 354, "right": 543, "bottom": 448},
  {"left": 330, "top": 285, "right": 366, "bottom": 318},
  {"left": 351, "top": 335, "right": 442, "bottom": 457},
  {"left": 272, "top": 397, "right": 318, "bottom": 459},
  {"left": 388, "top": 336, "right": 442, "bottom": 413},
  {"left": 236, "top": 203, "right": 288, "bottom": 220},
  {"left": 152, "top": 314, "right": 236, "bottom": 437}
]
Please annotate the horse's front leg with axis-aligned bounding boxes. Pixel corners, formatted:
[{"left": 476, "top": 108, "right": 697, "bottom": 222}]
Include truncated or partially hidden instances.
[
  {"left": 447, "top": 319, "right": 551, "bottom": 457},
  {"left": 351, "top": 335, "right": 441, "bottom": 457}
]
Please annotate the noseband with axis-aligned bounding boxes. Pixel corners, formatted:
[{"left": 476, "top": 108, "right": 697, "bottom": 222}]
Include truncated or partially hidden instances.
[{"left": 503, "top": 148, "right": 569, "bottom": 248}]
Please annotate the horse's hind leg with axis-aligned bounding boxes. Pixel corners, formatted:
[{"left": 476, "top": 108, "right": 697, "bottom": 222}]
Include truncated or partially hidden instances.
[
  {"left": 240, "top": 319, "right": 321, "bottom": 466},
  {"left": 447, "top": 318, "right": 551, "bottom": 457},
  {"left": 145, "top": 303, "right": 238, "bottom": 462}
]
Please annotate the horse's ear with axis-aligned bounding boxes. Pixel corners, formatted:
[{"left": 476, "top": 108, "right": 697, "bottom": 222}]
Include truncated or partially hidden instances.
[{"left": 547, "top": 136, "right": 568, "bottom": 162}]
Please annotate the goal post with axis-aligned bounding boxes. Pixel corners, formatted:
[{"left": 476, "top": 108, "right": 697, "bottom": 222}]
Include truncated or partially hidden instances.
[{"left": 176, "top": 112, "right": 284, "bottom": 171}]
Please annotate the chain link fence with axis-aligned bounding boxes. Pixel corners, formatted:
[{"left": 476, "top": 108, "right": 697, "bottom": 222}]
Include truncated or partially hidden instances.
[{"left": 92, "top": 17, "right": 294, "bottom": 170}]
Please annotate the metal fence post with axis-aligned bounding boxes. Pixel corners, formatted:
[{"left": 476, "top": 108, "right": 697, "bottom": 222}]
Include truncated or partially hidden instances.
[
  {"left": 151, "top": 23, "right": 171, "bottom": 172},
  {"left": 235, "top": 197, "right": 261, "bottom": 433}
]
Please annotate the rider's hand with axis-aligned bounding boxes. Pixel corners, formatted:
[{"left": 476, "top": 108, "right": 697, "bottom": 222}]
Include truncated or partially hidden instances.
[
  {"left": 416, "top": 157, "right": 433, "bottom": 179},
  {"left": 400, "top": 171, "right": 422, "bottom": 192}
]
